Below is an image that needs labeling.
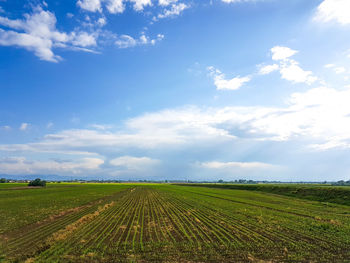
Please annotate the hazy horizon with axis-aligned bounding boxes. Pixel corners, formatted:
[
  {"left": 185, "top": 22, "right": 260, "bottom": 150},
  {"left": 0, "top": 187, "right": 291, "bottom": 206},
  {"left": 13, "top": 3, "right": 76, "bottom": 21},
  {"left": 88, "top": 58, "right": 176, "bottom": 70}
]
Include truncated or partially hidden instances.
[{"left": 1, "top": 0, "right": 350, "bottom": 182}]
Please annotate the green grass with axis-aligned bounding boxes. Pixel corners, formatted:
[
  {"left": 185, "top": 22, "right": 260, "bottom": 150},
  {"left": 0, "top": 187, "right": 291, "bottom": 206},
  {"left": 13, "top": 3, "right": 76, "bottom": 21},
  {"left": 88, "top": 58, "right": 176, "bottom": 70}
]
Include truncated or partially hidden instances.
[
  {"left": 0, "top": 183, "right": 130, "bottom": 234},
  {"left": 0, "top": 183, "right": 27, "bottom": 189},
  {"left": 175, "top": 183, "right": 350, "bottom": 206},
  {"left": 1, "top": 183, "right": 350, "bottom": 262}
]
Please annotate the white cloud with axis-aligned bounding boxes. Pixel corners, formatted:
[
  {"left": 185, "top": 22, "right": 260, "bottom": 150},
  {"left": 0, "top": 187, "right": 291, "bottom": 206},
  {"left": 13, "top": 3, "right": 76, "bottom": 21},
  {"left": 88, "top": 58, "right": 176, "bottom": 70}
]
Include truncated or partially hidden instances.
[
  {"left": 208, "top": 66, "right": 250, "bottom": 90},
  {"left": 262, "top": 46, "right": 317, "bottom": 85},
  {"left": 77, "top": 0, "right": 102, "bottom": 12},
  {"left": 258, "top": 64, "right": 279, "bottom": 75},
  {"left": 0, "top": 107, "right": 236, "bottom": 155},
  {"left": 47, "top": 122, "right": 54, "bottom": 129},
  {"left": 271, "top": 46, "right": 298, "bottom": 61},
  {"left": 279, "top": 60, "right": 317, "bottom": 85},
  {"left": 158, "top": 0, "right": 178, "bottom": 6},
  {"left": 19, "top": 123, "right": 29, "bottom": 131},
  {"left": 77, "top": 0, "right": 152, "bottom": 13},
  {"left": 0, "top": 157, "right": 104, "bottom": 175},
  {"left": 325, "top": 64, "right": 346, "bottom": 74},
  {"left": 124, "top": 86, "right": 350, "bottom": 150},
  {"left": 199, "top": 161, "right": 276, "bottom": 170},
  {"left": 115, "top": 33, "right": 163, "bottom": 48},
  {"left": 3, "top": 84, "right": 350, "bottom": 166},
  {"left": 89, "top": 124, "right": 112, "bottom": 130},
  {"left": 314, "top": 0, "right": 350, "bottom": 25},
  {"left": 0, "top": 7, "right": 97, "bottom": 62},
  {"left": 156, "top": 3, "right": 188, "bottom": 20},
  {"left": 70, "top": 31, "right": 97, "bottom": 47},
  {"left": 105, "top": 0, "right": 125, "bottom": 13},
  {"left": 129, "top": 0, "right": 152, "bottom": 11},
  {"left": 0, "top": 28, "right": 62, "bottom": 62},
  {"left": 97, "top": 17, "right": 107, "bottom": 26},
  {"left": 110, "top": 156, "right": 160, "bottom": 171},
  {"left": 115, "top": 34, "right": 137, "bottom": 48}
]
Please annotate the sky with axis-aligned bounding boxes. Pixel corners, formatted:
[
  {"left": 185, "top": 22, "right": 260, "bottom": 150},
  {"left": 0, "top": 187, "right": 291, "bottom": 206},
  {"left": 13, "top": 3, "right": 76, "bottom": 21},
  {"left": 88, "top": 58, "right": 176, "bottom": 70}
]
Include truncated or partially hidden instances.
[{"left": 1, "top": 0, "right": 350, "bottom": 181}]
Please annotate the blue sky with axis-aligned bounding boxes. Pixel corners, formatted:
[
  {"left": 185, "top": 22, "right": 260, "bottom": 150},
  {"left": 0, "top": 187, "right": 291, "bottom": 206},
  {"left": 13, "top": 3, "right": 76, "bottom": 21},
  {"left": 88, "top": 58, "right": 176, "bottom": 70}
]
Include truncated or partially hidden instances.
[{"left": 1, "top": 0, "right": 350, "bottom": 181}]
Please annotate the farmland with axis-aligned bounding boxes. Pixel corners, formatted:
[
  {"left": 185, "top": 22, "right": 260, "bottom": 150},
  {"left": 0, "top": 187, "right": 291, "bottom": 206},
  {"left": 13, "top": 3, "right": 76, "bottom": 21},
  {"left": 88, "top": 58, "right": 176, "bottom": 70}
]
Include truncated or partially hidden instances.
[{"left": 1, "top": 183, "right": 350, "bottom": 262}]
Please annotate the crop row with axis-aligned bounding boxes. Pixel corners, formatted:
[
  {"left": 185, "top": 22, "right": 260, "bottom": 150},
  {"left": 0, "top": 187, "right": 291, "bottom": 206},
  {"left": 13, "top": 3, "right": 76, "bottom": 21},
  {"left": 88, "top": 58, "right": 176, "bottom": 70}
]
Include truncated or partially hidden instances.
[
  {"left": 1, "top": 187, "right": 133, "bottom": 262},
  {"left": 2, "top": 185, "right": 350, "bottom": 262}
]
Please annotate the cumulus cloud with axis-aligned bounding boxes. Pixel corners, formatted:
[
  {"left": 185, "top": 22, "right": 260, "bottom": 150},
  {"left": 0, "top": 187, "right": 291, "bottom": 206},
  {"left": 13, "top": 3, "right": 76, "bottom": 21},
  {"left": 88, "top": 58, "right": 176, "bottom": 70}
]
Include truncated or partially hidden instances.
[
  {"left": 77, "top": 0, "right": 125, "bottom": 14},
  {"left": 2, "top": 83, "right": 350, "bottom": 156},
  {"left": 115, "top": 34, "right": 136, "bottom": 48},
  {"left": 314, "top": 0, "right": 350, "bottom": 25},
  {"left": 97, "top": 17, "right": 107, "bottom": 26},
  {"left": 0, "top": 6, "right": 97, "bottom": 62},
  {"left": 0, "top": 106, "right": 237, "bottom": 156},
  {"left": 158, "top": 0, "right": 178, "bottom": 6},
  {"left": 156, "top": 3, "right": 188, "bottom": 20},
  {"left": 76, "top": 0, "right": 189, "bottom": 16},
  {"left": 3, "top": 83, "right": 350, "bottom": 178},
  {"left": 207, "top": 66, "right": 251, "bottom": 90},
  {"left": 271, "top": 46, "right": 298, "bottom": 61},
  {"left": 77, "top": 0, "right": 152, "bottom": 13},
  {"left": 77, "top": 0, "right": 102, "bottom": 12},
  {"left": 115, "top": 33, "right": 164, "bottom": 48},
  {"left": 70, "top": 31, "right": 97, "bottom": 47},
  {"left": 262, "top": 46, "right": 317, "bottom": 85},
  {"left": 129, "top": 0, "right": 152, "bottom": 11},
  {"left": 106, "top": 0, "right": 125, "bottom": 13},
  {"left": 279, "top": 60, "right": 317, "bottom": 85},
  {"left": 258, "top": 64, "right": 279, "bottom": 75}
]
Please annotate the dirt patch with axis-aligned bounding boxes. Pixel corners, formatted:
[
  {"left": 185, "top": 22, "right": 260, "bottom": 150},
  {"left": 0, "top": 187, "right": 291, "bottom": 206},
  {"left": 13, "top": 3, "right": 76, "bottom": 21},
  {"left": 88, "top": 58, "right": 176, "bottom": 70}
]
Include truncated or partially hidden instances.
[
  {"left": 2, "top": 189, "right": 128, "bottom": 242},
  {"left": 49, "top": 201, "right": 115, "bottom": 242}
]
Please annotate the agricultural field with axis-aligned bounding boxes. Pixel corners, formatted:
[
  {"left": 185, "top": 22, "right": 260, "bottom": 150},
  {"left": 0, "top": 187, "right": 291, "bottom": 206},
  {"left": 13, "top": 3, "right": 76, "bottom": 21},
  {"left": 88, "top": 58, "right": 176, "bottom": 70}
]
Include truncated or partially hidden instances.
[
  {"left": 177, "top": 183, "right": 350, "bottom": 206},
  {"left": 1, "top": 183, "right": 350, "bottom": 262}
]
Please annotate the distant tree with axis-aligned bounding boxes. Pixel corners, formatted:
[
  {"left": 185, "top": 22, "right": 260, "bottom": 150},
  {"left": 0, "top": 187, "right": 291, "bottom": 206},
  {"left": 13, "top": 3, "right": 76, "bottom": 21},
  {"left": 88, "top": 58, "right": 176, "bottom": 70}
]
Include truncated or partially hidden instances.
[
  {"left": 217, "top": 179, "right": 224, "bottom": 183},
  {"left": 28, "top": 178, "right": 46, "bottom": 187},
  {"left": 0, "top": 178, "right": 7, "bottom": 183}
]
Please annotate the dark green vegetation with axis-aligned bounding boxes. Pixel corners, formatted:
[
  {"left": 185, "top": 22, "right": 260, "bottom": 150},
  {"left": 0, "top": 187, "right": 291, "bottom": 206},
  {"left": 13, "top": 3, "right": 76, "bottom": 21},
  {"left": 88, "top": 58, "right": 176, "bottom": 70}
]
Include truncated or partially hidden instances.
[
  {"left": 1, "top": 183, "right": 350, "bottom": 262},
  {"left": 177, "top": 183, "right": 350, "bottom": 206},
  {"left": 28, "top": 178, "right": 47, "bottom": 187}
]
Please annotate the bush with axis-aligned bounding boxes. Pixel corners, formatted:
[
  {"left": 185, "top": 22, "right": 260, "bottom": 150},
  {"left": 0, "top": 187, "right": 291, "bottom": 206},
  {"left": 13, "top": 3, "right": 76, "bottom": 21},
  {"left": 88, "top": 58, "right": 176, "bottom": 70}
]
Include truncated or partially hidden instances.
[
  {"left": 28, "top": 178, "right": 46, "bottom": 187},
  {"left": 0, "top": 178, "right": 7, "bottom": 183}
]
